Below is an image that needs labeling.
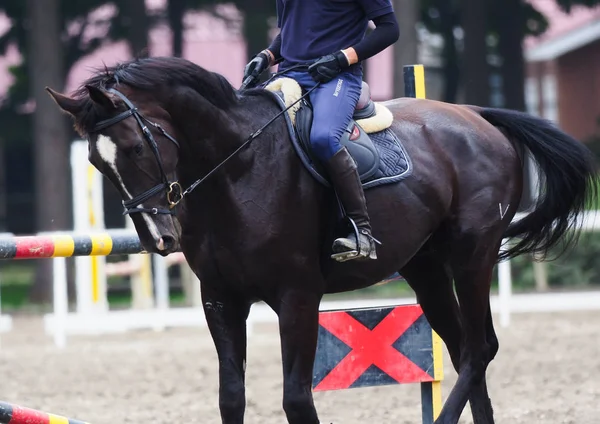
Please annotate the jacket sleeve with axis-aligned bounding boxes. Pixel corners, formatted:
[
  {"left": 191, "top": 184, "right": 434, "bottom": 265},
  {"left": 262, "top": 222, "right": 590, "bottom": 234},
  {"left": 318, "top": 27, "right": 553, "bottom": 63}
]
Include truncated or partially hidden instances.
[{"left": 352, "top": 12, "right": 400, "bottom": 62}]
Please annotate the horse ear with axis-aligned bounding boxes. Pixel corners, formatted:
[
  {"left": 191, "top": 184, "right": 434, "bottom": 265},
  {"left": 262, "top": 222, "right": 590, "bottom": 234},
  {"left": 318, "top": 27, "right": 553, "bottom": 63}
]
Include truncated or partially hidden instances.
[
  {"left": 85, "top": 85, "right": 118, "bottom": 110},
  {"left": 45, "top": 87, "right": 81, "bottom": 116}
]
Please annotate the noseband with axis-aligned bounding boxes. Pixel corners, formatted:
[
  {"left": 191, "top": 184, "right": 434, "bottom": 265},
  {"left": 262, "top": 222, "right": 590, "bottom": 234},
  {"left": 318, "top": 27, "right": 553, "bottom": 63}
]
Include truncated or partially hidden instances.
[{"left": 91, "top": 88, "right": 183, "bottom": 216}]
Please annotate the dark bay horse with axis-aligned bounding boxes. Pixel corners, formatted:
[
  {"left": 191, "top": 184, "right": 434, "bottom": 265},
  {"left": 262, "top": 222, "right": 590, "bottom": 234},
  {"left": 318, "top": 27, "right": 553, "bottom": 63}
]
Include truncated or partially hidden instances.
[{"left": 46, "top": 56, "right": 597, "bottom": 424}]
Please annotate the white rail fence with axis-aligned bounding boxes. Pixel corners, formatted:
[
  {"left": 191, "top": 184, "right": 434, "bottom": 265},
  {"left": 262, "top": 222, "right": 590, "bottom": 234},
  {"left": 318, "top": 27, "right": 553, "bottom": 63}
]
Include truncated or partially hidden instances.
[{"left": 2, "top": 150, "right": 600, "bottom": 344}]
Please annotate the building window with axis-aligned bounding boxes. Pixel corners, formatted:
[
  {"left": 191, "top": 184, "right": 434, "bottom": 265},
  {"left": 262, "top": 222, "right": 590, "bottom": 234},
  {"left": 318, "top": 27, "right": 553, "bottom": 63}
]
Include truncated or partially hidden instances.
[
  {"left": 489, "top": 72, "right": 504, "bottom": 107},
  {"left": 541, "top": 74, "right": 558, "bottom": 122},
  {"left": 525, "top": 77, "right": 539, "bottom": 116}
]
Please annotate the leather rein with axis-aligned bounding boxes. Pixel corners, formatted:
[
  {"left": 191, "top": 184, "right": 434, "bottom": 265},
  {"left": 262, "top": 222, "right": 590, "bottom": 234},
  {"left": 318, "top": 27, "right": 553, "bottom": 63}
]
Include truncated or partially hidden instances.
[{"left": 90, "top": 65, "right": 316, "bottom": 217}]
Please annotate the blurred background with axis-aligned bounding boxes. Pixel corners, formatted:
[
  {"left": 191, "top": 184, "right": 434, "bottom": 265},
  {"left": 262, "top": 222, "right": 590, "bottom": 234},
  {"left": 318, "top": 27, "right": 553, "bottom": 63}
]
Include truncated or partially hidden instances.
[{"left": 1, "top": 0, "right": 600, "bottom": 311}]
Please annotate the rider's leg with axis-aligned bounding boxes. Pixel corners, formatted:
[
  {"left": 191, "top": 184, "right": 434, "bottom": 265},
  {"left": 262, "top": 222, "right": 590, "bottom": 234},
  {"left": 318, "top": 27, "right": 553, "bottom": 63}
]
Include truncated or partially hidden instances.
[
  {"left": 307, "top": 71, "right": 377, "bottom": 261},
  {"left": 325, "top": 145, "right": 377, "bottom": 261}
]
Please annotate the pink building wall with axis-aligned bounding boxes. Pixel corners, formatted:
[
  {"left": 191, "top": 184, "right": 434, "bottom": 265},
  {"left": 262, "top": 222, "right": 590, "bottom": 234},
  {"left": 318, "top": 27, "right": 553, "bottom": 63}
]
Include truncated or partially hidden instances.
[{"left": 524, "top": 0, "right": 600, "bottom": 51}]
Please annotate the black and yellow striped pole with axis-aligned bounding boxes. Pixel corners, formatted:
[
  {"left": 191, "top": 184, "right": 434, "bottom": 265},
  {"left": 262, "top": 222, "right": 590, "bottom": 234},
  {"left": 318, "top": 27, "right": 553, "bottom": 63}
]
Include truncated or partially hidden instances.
[
  {"left": 403, "top": 64, "right": 427, "bottom": 99},
  {"left": 404, "top": 64, "right": 444, "bottom": 424},
  {"left": 0, "top": 230, "right": 147, "bottom": 260}
]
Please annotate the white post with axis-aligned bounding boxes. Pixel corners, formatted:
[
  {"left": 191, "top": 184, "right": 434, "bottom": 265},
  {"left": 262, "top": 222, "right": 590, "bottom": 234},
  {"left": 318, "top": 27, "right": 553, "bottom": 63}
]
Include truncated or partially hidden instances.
[
  {"left": 180, "top": 261, "right": 202, "bottom": 307},
  {"left": 52, "top": 256, "right": 68, "bottom": 348},
  {"left": 0, "top": 268, "right": 2, "bottom": 336},
  {"left": 153, "top": 254, "right": 169, "bottom": 331},
  {"left": 0, "top": 241, "right": 14, "bottom": 341},
  {"left": 126, "top": 217, "right": 154, "bottom": 309},
  {"left": 533, "top": 259, "right": 548, "bottom": 292},
  {"left": 498, "top": 239, "right": 513, "bottom": 328},
  {"left": 71, "top": 140, "right": 108, "bottom": 314},
  {"left": 71, "top": 141, "right": 90, "bottom": 312}
]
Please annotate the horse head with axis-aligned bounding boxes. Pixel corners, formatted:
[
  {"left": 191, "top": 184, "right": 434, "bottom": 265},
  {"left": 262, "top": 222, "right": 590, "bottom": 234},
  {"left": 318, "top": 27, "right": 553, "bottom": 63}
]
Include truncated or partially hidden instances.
[{"left": 46, "top": 69, "right": 183, "bottom": 256}]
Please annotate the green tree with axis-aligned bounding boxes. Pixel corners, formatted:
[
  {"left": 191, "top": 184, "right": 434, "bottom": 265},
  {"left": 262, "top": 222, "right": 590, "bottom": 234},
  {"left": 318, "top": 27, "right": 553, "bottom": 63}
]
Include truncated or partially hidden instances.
[
  {"left": 115, "top": 0, "right": 150, "bottom": 57},
  {"left": 167, "top": 0, "right": 188, "bottom": 57},
  {"left": 556, "top": 0, "right": 600, "bottom": 10},
  {"left": 419, "top": 0, "right": 564, "bottom": 108},
  {"left": 0, "top": 0, "right": 153, "bottom": 302},
  {"left": 462, "top": 0, "right": 491, "bottom": 106},
  {"left": 394, "top": 0, "right": 419, "bottom": 98},
  {"left": 163, "top": 0, "right": 275, "bottom": 64},
  {"left": 1, "top": 0, "right": 111, "bottom": 302},
  {"left": 26, "top": 0, "right": 71, "bottom": 302},
  {"left": 233, "top": 0, "right": 276, "bottom": 59}
]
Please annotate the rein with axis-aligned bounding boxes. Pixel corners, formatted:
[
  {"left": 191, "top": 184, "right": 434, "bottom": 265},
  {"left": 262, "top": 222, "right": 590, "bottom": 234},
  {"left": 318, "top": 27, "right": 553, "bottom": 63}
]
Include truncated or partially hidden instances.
[{"left": 90, "top": 64, "right": 318, "bottom": 217}]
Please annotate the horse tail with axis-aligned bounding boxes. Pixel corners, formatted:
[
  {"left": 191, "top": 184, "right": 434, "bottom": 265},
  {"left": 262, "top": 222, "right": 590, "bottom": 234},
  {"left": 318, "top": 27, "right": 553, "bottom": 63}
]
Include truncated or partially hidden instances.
[{"left": 477, "top": 107, "right": 598, "bottom": 261}]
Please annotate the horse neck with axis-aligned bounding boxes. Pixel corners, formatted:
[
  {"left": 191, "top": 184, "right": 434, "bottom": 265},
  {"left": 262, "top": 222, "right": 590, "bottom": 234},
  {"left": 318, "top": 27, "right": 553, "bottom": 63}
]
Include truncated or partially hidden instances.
[
  {"left": 168, "top": 91, "right": 242, "bottom": 175},
  {"left": 171, "top": 89, "right": 292, "bottom": 205}
]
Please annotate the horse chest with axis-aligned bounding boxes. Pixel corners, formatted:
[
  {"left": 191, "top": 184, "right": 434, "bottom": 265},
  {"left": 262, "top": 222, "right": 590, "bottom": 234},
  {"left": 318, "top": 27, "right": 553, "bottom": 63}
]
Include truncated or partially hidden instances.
[{"left": 184, "top": 225, "right": 281, "bottom": 287}]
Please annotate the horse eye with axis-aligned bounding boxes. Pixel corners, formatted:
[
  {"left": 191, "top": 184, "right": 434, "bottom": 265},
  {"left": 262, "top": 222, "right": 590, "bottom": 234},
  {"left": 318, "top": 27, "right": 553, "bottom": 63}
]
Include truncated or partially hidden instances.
[{"left": 134, "top": 143, "right": 143, "bottom": 155}]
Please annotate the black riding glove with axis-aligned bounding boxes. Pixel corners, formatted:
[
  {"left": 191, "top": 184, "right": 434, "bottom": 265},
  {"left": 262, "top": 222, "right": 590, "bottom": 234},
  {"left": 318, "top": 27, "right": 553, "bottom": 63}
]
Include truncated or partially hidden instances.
[
  {"left": 243, "top": 51, "right": 271, "bottom": 82},
  {"left": 308, "top": 50, "right": 350, "bottom": 83}
]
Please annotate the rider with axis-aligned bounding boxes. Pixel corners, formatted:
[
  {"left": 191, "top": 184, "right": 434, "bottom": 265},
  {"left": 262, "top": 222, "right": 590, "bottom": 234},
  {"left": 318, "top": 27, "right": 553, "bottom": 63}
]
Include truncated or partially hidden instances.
[{"left": 243, "top": 0, "right": 399, "bottom": 261}]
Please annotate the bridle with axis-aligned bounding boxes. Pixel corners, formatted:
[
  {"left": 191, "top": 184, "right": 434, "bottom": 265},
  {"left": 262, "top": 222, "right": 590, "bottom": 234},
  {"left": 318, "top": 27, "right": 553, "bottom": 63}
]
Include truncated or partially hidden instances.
[
  {"left": 90, "top": 66, "right": 317, "bottom": 217},
  {"left": 92, "top": 88, "right": 183, "bottom": 216}
]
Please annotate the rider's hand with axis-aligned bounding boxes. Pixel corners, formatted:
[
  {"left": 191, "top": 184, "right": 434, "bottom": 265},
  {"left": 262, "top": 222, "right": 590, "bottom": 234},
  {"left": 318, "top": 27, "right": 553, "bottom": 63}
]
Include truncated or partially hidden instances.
[
  {"left": 243, "top": 50, "right": 272, "bottom": 82},
  {"left": 308, "top": 50, "right": 350, "bottom": 83}
]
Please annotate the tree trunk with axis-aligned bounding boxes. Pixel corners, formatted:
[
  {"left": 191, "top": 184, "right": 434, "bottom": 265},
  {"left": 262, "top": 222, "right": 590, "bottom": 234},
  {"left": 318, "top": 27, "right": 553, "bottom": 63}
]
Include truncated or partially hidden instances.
[
  {"left": 235, "top": 0, "right": 274, "bottom": 58},
  {"left": 167, "top": 0, "right": 186, "bottom": 57},
  {"left": 438, "top": 0, "right": 460, "bottom": 103},
  {"left": 497, "top": 0, "right": 526, "bottom": 111},
  {"left": 27, "top": 0, "right": 70, "bottom": 303},
  {"left": 462, "top": 0, "right": 490, "bottom": 106},
  {"left": 393, "top": 0, "right": 419, "bottom": 98},
  {"left": 242, "top": 5, "right": 271, "bottom": 59},
  {"left": 235, "top": 0, "right": 274, "bottom": 86},
  {"left": 121, "top": 0, "right": 150, "bottom": 57},
  {"left": 0, "top": 142, "right": 6, "bottom": 232},
  {"left": 497, "top": 0, "right": 532, "bottom": 210}
]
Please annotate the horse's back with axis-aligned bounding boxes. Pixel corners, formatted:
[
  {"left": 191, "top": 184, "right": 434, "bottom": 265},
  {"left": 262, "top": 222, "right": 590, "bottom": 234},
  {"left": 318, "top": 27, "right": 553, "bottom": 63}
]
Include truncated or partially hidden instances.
[
  {"left": 384, "top": 97, "right": 521, "bottom": 179},
  {"left": 385, "top": 97, "right": 512, "bottom": 146},
  {"left": 379, "top": 97, "right": 523, "bottom": 233}
]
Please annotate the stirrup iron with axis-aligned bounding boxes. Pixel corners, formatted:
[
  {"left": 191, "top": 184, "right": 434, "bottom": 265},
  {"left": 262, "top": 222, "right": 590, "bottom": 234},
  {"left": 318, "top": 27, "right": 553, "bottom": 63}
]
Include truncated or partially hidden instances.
[{"left": 330, "top": 217, "right": 382, "bottom": 262}]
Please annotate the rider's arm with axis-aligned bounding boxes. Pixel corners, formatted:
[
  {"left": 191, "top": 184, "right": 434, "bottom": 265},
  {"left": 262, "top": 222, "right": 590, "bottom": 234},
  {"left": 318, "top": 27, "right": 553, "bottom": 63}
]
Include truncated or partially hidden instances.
[
  {"left": 343, "top": 12, "right": 400, "bottom": 65},
  {"left": 263, "top": 0, "right": 284, "bottom": 66},
  {"left": 265, "top": 33, "right": 282, "bottom": 65}
]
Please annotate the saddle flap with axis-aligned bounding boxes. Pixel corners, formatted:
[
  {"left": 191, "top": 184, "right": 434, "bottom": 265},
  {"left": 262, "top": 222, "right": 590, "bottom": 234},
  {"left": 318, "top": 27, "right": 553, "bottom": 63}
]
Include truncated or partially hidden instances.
[
  {"left": 340, "top": 121, "right": 379, "bottom": 180},
  {"left": 295, "top": 99, "right": 320, "bottom": 166}
]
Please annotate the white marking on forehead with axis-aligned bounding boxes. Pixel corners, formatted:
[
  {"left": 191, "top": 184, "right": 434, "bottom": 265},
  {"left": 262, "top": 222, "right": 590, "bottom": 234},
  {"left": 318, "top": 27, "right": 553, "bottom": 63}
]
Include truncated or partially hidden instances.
[
  {"left": 97, "top": 135, "right": 133, "bottom": 199},
  {"left": 96, "top": 135, "right": 162, "bottom": 241}
]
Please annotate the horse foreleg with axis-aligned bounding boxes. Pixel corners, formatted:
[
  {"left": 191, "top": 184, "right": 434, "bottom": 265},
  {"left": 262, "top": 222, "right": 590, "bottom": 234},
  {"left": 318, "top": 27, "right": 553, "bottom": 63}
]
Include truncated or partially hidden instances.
[
  {"left": 202, "top": 282, "right": 251, "bottom": 424},
  {"left": 276, "top": 288, "right": 322, "bottom": 424}
]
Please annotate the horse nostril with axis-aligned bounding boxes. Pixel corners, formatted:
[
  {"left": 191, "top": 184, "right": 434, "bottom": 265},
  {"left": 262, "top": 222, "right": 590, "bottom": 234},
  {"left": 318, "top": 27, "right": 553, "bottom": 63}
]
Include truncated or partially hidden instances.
[{"left": 160, "top": 235, "right": 175, "bottom": 251}]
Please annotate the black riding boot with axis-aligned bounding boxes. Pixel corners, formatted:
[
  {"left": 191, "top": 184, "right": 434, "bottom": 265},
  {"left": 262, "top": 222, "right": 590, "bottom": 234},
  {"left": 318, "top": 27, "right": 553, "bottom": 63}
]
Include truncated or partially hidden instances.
[{"left": 325, "top": 147, "right": 378, "bottom": 262}]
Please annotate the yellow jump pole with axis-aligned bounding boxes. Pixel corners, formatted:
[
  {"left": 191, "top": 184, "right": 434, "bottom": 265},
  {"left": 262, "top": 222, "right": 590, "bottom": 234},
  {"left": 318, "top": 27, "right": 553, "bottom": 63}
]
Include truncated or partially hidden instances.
[{"left": 403, "top": 64, "right": 443, "bottom": 423}]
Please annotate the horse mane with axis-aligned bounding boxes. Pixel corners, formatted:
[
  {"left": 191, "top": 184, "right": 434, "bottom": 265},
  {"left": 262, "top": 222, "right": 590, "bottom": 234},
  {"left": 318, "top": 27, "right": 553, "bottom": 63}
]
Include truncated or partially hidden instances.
[{"left": 71, "top": 56, "right": 239, "bottom": 134}]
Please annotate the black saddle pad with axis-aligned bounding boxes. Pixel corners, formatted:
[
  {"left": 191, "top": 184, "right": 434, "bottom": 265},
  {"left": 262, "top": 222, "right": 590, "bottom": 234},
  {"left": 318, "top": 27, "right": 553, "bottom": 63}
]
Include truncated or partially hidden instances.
[{"left": 265, "top": 89, "right": 413, "bottom": 190}]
